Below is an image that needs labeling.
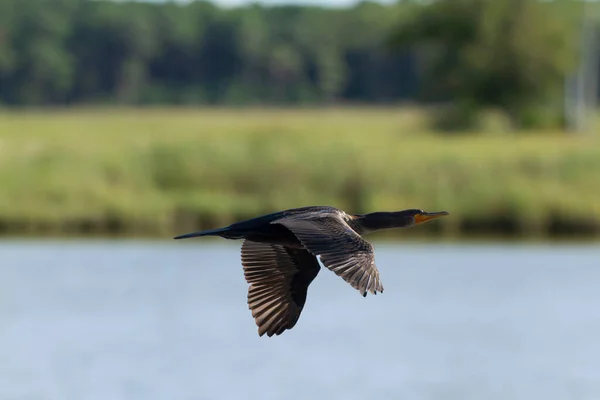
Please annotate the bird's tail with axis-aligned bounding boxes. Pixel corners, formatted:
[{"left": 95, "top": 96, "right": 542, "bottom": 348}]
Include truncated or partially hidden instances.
[{"left": 173, "top": 227, "right": 231, "bottom": 240}]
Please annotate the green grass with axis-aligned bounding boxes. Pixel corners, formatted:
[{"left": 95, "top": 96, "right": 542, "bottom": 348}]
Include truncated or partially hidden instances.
[{"left": 0, "top": 106, "right": 599, "bottom": 238}]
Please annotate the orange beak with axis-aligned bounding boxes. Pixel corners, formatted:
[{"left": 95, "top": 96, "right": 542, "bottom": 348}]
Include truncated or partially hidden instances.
[{"left": 414, "top": 211, "right": 449, "bottom": 225}]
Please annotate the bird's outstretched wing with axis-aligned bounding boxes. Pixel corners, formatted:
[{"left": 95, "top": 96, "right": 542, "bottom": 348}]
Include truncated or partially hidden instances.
[
  {"left": 241, "top": 240, "right": 321, "bottom": 337},
  {"left": 272, "top": 213, "right": 384, "bottom": 296}
]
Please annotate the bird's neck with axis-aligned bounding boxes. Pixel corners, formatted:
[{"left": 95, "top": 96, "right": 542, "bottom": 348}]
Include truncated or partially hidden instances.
[{"left": 350, "top": 212, "right": 411, "bottom": 235}]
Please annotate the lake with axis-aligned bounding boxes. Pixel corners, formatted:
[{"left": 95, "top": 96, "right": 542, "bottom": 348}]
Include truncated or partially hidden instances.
[{"left": 1, "top": 240, "right": 599, "bottom": 400}]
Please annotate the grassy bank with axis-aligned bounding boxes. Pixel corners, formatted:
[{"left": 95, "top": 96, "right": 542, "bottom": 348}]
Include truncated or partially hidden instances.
[{"left": 0, "top": 107, "right": 599, "bottom": 239}]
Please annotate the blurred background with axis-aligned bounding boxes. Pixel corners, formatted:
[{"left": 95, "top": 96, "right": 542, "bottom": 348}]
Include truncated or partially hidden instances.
[{"left": 1, "top": 0, "right": 600, "bottom": 399}]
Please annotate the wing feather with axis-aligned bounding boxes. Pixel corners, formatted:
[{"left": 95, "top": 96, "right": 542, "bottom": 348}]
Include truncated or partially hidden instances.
[
  {"left": 241, "top": 240, "right": 320, "bottom": 337},
  {"left": 272, "top": 213, "right": 384, "bottom": 296}
]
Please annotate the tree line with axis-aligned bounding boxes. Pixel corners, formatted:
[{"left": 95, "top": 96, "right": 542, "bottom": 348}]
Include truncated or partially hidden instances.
[
  {"left": 0, "top": 0, "right": 592, "bottom": 127},
  {"left": 0, "top": 0, "right": 417, "bottom": 106}
]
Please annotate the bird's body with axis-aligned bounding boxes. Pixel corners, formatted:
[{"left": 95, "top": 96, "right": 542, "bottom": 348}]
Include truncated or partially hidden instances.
[{"left": 174, "top": 205, "right": 448, "bottom": 337}]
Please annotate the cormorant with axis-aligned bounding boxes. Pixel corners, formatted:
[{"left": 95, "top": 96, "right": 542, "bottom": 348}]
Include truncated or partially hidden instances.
[{"left": 174, "top": 206, "right": 449, "bottom": 337}]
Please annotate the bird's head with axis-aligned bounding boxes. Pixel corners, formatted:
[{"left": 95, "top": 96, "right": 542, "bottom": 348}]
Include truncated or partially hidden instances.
[
  {"left": 398, "top": 209, "right": 450, "bottom": 227},
  {"left": 352, "top": 208, "right": 450, "bottom": 233}
]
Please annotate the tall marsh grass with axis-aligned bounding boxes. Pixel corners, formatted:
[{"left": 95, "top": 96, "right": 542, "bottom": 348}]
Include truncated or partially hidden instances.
[{"left": 0, "top": 107, "right": 598, "bottom": 238}]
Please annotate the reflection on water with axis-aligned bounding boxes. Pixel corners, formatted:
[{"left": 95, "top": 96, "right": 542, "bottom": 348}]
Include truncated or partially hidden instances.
[{"left": 1, "top": 240, "right": 599, "bottom": 400}]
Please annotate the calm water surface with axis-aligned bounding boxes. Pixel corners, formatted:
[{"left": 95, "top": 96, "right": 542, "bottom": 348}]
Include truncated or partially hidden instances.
[{"left": 1, "top": 240, "right": 599, "bottom": 400}]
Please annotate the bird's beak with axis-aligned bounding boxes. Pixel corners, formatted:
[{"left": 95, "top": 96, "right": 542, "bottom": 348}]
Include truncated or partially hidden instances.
[{"left": 414, "top": 211, "right": 449, "bottom": 225}]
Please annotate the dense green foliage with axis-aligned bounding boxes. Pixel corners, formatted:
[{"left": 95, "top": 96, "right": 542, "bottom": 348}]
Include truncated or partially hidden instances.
[
  {"left": 0, "top": 0, "right": 590, "bottom": 117},
  {"left": 390, "top": 0, "right": 582, "bottom": 129},
  {"left": 1, "top": 108, "right": 599, "bottom": 238},
  {"left": 0, "top": 0, "right": 417, "bottom": 106}
]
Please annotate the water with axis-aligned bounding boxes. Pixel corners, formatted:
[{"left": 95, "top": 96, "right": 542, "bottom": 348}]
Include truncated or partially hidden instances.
[{"left": 1, "top": 240, "right": 599, "bottom": 400}]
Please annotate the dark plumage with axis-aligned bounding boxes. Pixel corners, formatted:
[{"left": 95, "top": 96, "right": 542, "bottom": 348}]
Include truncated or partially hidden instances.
[{"left": 174, "top": 205, "right": 449, "bottom": 337}]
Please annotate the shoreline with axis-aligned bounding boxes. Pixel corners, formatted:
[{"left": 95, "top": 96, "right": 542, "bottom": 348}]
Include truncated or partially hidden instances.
[{"left": 0, "top": 215, "right": 598, "bottom": 240}]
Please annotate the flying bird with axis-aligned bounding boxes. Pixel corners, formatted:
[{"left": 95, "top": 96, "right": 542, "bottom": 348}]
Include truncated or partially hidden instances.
[{"left": 174, "top": 206, "right": 449, "bottom": 337}]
